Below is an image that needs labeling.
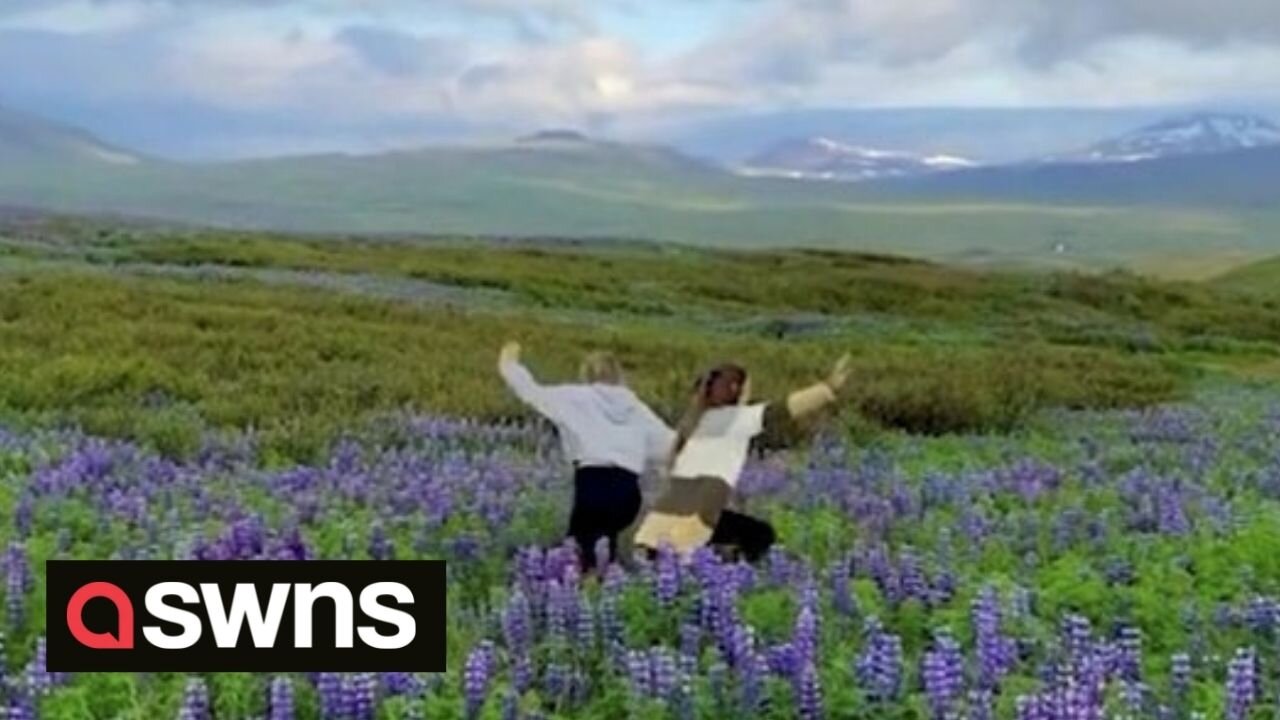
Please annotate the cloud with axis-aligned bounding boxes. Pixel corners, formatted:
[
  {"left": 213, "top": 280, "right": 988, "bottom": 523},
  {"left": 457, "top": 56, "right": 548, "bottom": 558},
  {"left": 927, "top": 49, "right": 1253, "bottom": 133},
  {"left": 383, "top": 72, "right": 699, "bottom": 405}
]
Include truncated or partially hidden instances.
[
  {"left": 2, "top": 0, "right": 1280, "bottom": 158},
  {"left": 336, "top": 26, "right": 467, "bottom": 78}
]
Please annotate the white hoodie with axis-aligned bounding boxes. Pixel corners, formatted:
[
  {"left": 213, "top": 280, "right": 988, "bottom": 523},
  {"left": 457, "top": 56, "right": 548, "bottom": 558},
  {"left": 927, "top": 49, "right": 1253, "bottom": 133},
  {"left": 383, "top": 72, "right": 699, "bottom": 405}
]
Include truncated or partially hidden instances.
[{"left": 500, "top": 359, "right": 674, "bottom": 475}]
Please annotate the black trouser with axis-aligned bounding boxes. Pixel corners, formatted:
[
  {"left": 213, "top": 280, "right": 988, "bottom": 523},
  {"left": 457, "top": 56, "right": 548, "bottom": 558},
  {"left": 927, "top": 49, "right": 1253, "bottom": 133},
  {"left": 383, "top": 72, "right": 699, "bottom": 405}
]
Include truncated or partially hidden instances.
[
  {"left": 568, "top": 466, "right": 643, "bottom": 571},
  {"left": 709, "top": 510, "right": 776, "bottom": 563}
]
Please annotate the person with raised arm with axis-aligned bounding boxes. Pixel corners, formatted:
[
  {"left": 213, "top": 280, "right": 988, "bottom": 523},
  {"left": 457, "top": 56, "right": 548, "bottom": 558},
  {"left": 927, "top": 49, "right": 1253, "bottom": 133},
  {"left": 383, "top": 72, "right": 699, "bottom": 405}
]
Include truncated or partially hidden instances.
[
  {"left": 633, "top": 354, "right": 852, "bottom": 562},
  {"left": 498, "top": 341, "right": 673, "bottom": 571}
]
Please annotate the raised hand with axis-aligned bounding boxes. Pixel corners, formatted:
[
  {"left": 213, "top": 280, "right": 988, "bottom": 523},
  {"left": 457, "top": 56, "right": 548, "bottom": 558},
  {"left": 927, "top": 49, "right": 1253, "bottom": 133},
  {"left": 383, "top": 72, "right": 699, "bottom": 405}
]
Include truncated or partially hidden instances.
[
  {"left": 499, "top": 341, "right": 522, "bottom": 365},
  {"left": 825, "top": 353, "right": 852, "bottom": 392}
]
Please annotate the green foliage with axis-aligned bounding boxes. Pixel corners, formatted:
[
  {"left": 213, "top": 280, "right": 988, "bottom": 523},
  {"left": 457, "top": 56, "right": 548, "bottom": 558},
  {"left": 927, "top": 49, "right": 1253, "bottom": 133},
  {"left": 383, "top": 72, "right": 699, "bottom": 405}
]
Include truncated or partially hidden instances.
[{"left": 4, "top": 222, "right": 1278, "bottom": 459}]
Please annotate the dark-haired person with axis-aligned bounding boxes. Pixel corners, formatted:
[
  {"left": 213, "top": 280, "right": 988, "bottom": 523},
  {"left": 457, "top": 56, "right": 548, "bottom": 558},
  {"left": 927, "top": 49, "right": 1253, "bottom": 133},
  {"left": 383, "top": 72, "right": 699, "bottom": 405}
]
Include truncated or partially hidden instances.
[
  {"left": 633, "top": 354, "right": 851, "bottom": 562},
  {"left": 498, "top": 341, "right": 673, "bottom": 571}
]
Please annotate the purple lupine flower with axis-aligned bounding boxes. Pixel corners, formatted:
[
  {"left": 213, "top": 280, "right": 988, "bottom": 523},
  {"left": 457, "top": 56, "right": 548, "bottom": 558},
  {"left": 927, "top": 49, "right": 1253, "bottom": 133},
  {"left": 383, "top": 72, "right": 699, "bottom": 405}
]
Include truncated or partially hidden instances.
[
  {"left": 25, "top": 636, "right": 66, "bottom": 695},
  {"left": 600, "top": 565, "right": 627, "bottom": 668},
  {"left": 316, "top": 672, "right": 345, "bottom": 719},
  {"left": 501, "top": 689, "right": 519, "bottom": 720},
  {"left": 680, "top": 623, "right": 701, "bottom": 660},
  {"left": 463, "top": 641, "right": 496, "bottom": 720},
  {"left": 1121, "top": 679, "right": 1147, "bottom": 715},
  {"left": 792, "top": 605, "right": 819, "bottom": 670},
  {"left": 13, "top": 494, "right": 33, "bottom": 539},
  {"left": 1225, "top": 647, "right": 1257, "bottom": 720},
  {"left": 856, "top": 617, "right": 903, "bottom": 703},
  {"left": 729, "top": 622, "right": 757, "bottom": 671},
  {"left": 6, "top": 543, "right": 30, "bottom": 629},
  {"left": 178, "top": 677, "right": 211, "bottom": 720},
  {"left": 545, "top": 580, "right": 570, "bottom": 645},
  {"left": 627, "top": 649, "right": 653, "bottom": 699},
  {"left": 767, "top": 642, "right": 797, "bottom": 677},
  {"left": 969, "top": 689, "right": 994, "bottom": 720},
  {"left": 672, "top": 667, "right": 695, "bottom": 720},
  {"left": 348, "top": 673, "right": 377, "bottom": 720},
  {"left": 650, "top": 646, "right": 678, "bottom": 701},
  {"left": 898, "top": 548, "right": 929, "bottom": 604},
  {"left": 5, "top": 678, "right": 36, "bottom": 720},
  {"left": 1010, "top": 585, "right": 1034, "bottom": 621},
  {"left": 830, "top": 555, "right": 856, "bottom": 617},
  {"left": 511, "top": 653, "right": 533, "bottom": 693},
  {"left": 1244, "top": 596, "right": 1278, "bottom": 636},
  {"left": 972, "top": 585, "right": 1015, "bottom": 690},
  {"left": 796, "top": 662, "right": 824, "bottom": 720},
  {"left": 575, "top": 592, "right": 596, "bottom": 651},
  {"left": 708, "top": 660, "right": 729, "bottom": 713},
  {"left": 767, "top": 548, "right": 793, "bottom": 586},
  {"left": 1116, "top": 625, "right": 1143, "bottom": 681},
  {"left": 921, "top": 629, "right": 965, "bottom": 720},
  {"left": 501, "top": 588, "right": 532, "bottom": 652},
  {"left": 1170, "top": 652, "right": 1192, "bottom": 703},
  {"left": 1015, "top": 694, "right": 1045, "bottom": 720},
  {"left": 544, "top": 661, "right": 570, "bottom": 704},
  {"left": 269, "top": 676, "right": 294, "bottom": 720},
  {"left": 367, "top": 522, "right": 394, "bottom": 561},
  {"left": 380, "top": 672, "right": 424, "bottom": 698},
  {"left": 740, "top": 650, "right": 769, "bottom": 715},
  {"left": 1060, "top": 614, "right": 1093, "bottom": 665},
  {"left": 655, "top": 546, "right": 680, "bottom": 607}
]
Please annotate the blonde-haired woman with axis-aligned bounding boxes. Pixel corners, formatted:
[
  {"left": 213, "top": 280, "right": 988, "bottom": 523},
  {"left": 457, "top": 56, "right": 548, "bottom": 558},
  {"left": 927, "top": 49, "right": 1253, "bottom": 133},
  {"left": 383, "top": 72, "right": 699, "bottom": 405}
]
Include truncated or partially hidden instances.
[
  {"left": 499, "top": 341, "right": 673, "bottom": 570},
  {"left": 633, "top": 354, "right": 851, "bottom": 561}
]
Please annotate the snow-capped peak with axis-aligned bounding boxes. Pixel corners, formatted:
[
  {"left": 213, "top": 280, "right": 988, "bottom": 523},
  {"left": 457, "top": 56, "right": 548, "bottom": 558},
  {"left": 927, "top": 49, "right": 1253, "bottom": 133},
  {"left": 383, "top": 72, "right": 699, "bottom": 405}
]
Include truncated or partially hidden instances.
[
  {"left": 740, "top": 136, "right": 977, "bottom": 182},
  {"left": 1052, "top": 112, "right": 1280, "bottom": 164}
]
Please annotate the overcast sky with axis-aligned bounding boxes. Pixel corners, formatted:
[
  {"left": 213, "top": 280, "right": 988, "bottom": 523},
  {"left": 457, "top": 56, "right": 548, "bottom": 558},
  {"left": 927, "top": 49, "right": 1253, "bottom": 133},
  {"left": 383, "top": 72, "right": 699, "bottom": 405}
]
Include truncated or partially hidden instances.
[{"left": 3, "top": 0, "right": 1279, "bottom": 157}]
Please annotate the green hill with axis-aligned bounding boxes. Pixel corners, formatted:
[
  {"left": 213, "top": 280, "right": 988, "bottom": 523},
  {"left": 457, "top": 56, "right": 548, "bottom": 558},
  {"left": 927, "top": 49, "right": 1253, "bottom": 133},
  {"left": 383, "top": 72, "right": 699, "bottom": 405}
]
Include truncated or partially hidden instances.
[
  {"left": 1213, "top": 254, "right": 1280, "bottom": 295},
  {"left": 0, "top": 108, "right": 1278, "bottom": 277}
]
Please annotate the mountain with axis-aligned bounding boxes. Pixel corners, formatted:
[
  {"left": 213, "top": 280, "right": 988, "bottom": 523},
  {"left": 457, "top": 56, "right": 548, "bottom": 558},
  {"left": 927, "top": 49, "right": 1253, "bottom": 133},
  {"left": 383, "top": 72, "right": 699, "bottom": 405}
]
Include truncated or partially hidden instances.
[
  {"left": 0, "top": 106, "right": 1277, "bottom": 275},
  {"left": 740, "top": 137, "right": 976, "bottom": 181},
  {"left": 1049, "top": 113, "right": 1280, "bottom": 164},
  {"left": 883, "top": 145, "right": 1280, "bottom": 208},
  {"left": 0, "top": 105, "right": 140, "bottom": 166},
  {"left": 663, "top": 107, "right": 1172, "bottom": 164}
]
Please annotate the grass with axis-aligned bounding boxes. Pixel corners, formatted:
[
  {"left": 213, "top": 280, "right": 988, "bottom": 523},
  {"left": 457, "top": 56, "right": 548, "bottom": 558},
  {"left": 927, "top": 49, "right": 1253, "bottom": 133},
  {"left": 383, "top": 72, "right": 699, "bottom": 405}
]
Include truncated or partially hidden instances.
[
  {"left": 4, "top": 152, "right": 1278, "bottom": 277},
  {"left": 3, "top": 217, "right": 1278, "bottom": 461}
]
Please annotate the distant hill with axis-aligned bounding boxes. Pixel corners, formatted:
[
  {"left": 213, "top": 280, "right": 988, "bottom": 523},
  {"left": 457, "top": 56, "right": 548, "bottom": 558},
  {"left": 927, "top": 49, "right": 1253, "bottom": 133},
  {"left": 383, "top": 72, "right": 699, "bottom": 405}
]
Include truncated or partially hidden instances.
[
  {"left": 742, "top": 137, "right": 976, "bottom": 182},
  {"left": 1213, "top": 255, "right": 1280, "bottom": 296},
  {"left": 886, "top": 145, "right": 1280, "bottom": 208},
  {"left": 0, "top": 105, "right": 140, "bottom": 166},
  {"left": 1048, "top": 113, "right": 1280, "bottom": 164},
  {"left": 666, "top": 107, "right": 1171, "bottom": 164},
  {"left": 0, "top": 106, "right": 1278, "bottom": 276}
]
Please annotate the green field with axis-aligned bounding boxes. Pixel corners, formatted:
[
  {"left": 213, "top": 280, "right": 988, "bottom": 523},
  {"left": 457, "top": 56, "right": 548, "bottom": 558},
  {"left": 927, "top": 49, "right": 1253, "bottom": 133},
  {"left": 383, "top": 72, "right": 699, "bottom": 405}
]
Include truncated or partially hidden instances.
[
  {"left": 6, "top": 142, "right": 1279, "bottom": 279},
  {"left": 1, "top": 216, "right": 1278, "bottom": 461}
]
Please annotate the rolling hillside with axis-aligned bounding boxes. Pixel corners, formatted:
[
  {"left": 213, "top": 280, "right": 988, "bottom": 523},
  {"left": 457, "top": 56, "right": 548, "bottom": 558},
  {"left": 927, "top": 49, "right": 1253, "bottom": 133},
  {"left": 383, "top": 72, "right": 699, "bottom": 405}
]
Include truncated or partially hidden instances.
[
  {"left": 0, "top": 105, "right": 1278, "bottom": 276},
  {"left": 0, "top": 105, "right": 139, "bottom": 166}
]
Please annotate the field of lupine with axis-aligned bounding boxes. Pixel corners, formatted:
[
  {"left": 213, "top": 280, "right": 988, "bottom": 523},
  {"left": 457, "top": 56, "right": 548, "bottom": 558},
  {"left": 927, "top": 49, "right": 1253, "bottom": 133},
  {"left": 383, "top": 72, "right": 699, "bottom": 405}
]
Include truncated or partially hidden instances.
[{"left": 2, "top": 383, "right": 1280, "bottom": 719}]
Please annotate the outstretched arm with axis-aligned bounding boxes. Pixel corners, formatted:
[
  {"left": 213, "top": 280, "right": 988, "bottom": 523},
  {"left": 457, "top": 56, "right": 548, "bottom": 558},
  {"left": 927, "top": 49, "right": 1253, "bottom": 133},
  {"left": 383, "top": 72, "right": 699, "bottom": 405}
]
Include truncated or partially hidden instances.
[
  {"left": 759, "top": 353, "right": 851, "bottom": 448},
  {"left": 497, "top": 341, "right": 563, "bottom": 421}
]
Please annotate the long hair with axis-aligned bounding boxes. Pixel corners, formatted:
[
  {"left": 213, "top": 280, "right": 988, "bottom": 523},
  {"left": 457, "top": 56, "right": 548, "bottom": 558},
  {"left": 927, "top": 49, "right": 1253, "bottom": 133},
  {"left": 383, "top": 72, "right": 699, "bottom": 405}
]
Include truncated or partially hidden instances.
[{"left": 668, "top": 363, "right": 747, "bottom": 470}]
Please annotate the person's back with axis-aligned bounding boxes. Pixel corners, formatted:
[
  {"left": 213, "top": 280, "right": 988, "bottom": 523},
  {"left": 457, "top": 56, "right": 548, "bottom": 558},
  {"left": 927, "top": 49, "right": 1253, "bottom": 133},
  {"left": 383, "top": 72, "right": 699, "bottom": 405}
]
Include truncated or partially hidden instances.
[{"left": 497, "top": 342, "right": 672, "bottom": 570}]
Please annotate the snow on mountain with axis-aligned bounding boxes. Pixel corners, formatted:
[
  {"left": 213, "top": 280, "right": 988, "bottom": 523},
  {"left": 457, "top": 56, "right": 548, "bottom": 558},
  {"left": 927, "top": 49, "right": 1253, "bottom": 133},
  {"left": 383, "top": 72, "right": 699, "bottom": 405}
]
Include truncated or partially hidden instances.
[
  {"left": 1050, "top": 113, "right": 1280, "bottom": 164},
  {"left": 740, "top": 137, "right": 978, "bottom": 182}
]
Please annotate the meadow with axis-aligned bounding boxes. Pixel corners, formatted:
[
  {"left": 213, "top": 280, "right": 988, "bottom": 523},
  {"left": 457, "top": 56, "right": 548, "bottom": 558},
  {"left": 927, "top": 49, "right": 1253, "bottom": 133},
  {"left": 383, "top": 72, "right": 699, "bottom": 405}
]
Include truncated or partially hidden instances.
[{"left": 0, "top": 216, "right": 1279, "bottom": 718}]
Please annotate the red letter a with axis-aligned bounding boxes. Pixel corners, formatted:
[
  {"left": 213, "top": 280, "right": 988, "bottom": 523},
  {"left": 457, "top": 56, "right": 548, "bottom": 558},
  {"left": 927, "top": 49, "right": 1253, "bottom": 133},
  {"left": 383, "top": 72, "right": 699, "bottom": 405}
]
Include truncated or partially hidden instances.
[{"left": 67, "top": 582, "right": 134, "bottom": 650}]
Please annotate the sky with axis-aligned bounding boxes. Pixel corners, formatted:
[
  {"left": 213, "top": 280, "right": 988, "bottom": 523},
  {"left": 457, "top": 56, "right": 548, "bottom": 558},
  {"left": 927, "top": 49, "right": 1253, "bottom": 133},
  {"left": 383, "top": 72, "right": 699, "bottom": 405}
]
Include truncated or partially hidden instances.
[{"left": 2, "top": 0, "right": 1280, "bottom": 158}]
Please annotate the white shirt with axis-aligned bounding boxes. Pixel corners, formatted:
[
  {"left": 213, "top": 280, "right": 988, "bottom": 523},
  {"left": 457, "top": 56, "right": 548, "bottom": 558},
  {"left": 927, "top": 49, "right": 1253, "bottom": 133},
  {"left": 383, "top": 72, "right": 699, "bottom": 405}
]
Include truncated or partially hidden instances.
[
  {"left": 500, "top": 360, "right": 673, "bottom": 475},
  {"left": 670, "top": 404, "right": 767, "bottom": 487}
]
